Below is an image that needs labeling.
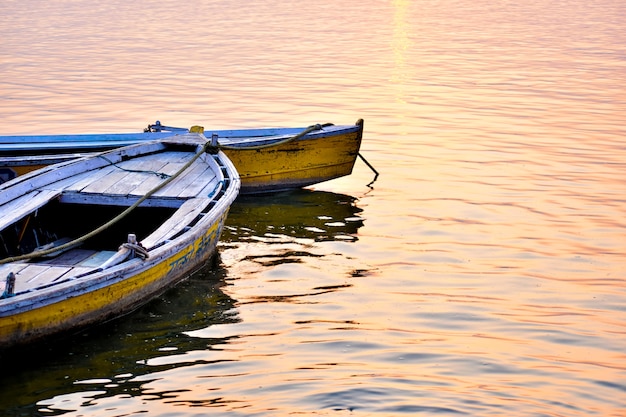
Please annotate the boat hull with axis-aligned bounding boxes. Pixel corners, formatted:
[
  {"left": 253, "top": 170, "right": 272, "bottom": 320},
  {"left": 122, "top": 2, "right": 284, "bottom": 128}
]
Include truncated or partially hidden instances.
[
  {"left": 0, "top": 120, "right": 364, "bottom": 193},
  {"left": 225, "top": 123, "right": 363, "bottom": 194}
]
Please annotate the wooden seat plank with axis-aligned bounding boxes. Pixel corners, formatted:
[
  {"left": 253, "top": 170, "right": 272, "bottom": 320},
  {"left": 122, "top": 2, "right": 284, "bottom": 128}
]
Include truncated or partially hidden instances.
[
  {"left": 0, "top": 263, "right": 71, "bottom": 295},
  {"left": 177, "top": 168, "right": 220, "bottom": 199},
  {"left": 0, "top": 189, "right": 61, "bottom": 232},
  {"left": 64, "top": 266, "right": 96, "bottom": 278},
  {"left": 155, "top": 161, "right": 215, "bottom": 199},
  {"left": 101, "top": 152, "right": 181, "bottom": 195},
  {"left": 103, "top": 171, "right": 153, "bottom": 196},
  {"left": 126, "top": 174, "right": 167, "bottom": 199},
  {"left": 129, "top": 162, "right": 187, "bottom": 197},
  {"left": 17, "top": 265, "right": 70, "bottom": 292},
  {"left": 39, "top": 249, "right": 98, "bottom": 267},
  {"left": 62, "top": 165, "right": 117, "bottom": 193},
  {"left": 141, "top": 197, "right": 210, "bottom": 249},
  {"left": 0, "top": 263, "right": 28, "bottom": 294},
  {"left": 39, "top": 169, "right": 99, "bottom": 193},
  {"left": 176, "top": 166, "right": 217, "bottom": 198},
  {"left": 76, "top": 251, "right": 117, "bottom": 268},
  {"left": 80, "top": 169, "right": 134, "bottom": 194}
]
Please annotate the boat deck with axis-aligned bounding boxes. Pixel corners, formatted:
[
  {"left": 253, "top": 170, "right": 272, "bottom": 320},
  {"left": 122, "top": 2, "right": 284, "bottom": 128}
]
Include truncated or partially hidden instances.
[
  {"left": 56, "top": 149, "right": 221, "bottom": 208},
  {"left": 0, "top": 136, "right": 224, "bottom": 298},
  {"left": 0, "top": 249, "right": 116, "bottom": 295}
]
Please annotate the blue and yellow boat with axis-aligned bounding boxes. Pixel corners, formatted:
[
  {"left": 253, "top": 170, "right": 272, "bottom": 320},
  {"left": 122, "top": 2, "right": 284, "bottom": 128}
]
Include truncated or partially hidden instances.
[
  {"left": 0, "top": 132, "right": 240, "bottom": 348},
  {"left": 0, "top": 120, "right": 365, "bottom": 194}
]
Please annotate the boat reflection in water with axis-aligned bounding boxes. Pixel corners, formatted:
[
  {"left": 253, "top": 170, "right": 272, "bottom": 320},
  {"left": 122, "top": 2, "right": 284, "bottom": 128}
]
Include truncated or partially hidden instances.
[
  {"left": 1, "top": 264, "right": 239, "bottom": 415},
  {"left": 222, "top": 188, "right": 365, "bottom": 244},
  {"left": 1, "top": 188, "right": 365, "bottom": 415}
]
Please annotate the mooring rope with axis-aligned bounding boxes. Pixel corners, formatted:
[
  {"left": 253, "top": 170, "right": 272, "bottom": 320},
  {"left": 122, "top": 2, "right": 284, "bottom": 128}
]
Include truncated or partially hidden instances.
[
  {"left": 215, "top": 123, "right": 326, "bottom": 151},
  {"left": 0, "top": 140, "right": 213, "bottom": 265},
  {"left": 120, "top": 242, "right": 149, "bottom": 260}
]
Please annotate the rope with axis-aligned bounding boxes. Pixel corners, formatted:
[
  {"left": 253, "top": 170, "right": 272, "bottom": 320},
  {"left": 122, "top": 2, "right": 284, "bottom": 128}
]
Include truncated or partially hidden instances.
[
  {"left": 120, "top": 242, "right": 149, "bottom": 260},
  {"left": 358, "top": 153, "right": 379, "bottom": 178},
  {"left": 0, "top": 141, "right": 213, "bottom": 265},
  {"left": 207, "top": 180, "right": 225, "bottom": 199},
  {"left": 215, "top": 124, "right": 325, "bottom": 151}
]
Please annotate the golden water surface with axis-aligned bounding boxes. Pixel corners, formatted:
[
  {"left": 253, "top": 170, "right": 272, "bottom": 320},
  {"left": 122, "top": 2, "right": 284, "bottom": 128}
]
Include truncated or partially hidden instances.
[{"left": 1, "top": 0, "right": 625, "bottom": 415}]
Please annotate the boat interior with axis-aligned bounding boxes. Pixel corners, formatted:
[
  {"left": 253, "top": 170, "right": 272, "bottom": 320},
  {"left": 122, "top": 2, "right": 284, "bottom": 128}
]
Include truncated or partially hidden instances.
[
  {"left": 0, "top": 140, "right": 229, "bottom": 298},
  {"left": 0, "top": 200, "right": 177, "bottom": 297}
]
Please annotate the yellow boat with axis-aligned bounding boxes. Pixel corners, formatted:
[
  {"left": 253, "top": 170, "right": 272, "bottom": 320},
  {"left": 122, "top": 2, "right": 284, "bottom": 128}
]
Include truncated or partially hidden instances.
[
  {"left": 0, "top": 120, "right": 368, "bottom": 194},
  {"left": 0, "top": 133, "right": 240, "bottom": 348}
]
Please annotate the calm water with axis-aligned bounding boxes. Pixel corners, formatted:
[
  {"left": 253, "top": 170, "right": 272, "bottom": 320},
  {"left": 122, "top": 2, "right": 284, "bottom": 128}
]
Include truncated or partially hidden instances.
[{"left": 1, "top": 0, "right": 625, "bottom": 415}]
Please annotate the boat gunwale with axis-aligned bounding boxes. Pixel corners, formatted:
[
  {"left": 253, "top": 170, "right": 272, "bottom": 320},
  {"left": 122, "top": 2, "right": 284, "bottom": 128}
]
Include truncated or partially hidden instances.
[{"left": 0, "top": 123, "right": 361, "bottom": 152}]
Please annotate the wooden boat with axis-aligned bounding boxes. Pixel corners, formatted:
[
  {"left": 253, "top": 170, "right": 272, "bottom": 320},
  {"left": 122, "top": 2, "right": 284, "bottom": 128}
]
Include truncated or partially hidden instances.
[
  {"left": 0, "top": 132, "right": 240, "bottom": 348},
  {"left": 0, "top": 119, "right": 367, "bottom": 194}
]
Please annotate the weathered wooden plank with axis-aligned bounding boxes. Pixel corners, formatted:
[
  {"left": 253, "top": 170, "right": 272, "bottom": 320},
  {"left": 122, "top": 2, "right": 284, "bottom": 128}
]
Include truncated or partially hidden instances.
[
  {"left": 175, "top": 165, "right": 217, "bottom": 198},
  {"left": 0, "top": 250, "right": 100, "bottom": 295},
  {"left": 0, "top": 189, "right": 61, "bottom": 232},
  {"left": 58, "top": 191, "right": 183, "bottom": 208},
  {"left": 155, "top": 160, "right": 215, "bottom": 199},
  {"left": 80, "top": 168, "right": 134, "bottom": 194},
  {"left": 196, "top": 176, "right": 224, "bottom": 200},
  {"left": 125, "top": 174, "right": 167, "bottom": 198},
  {"left": 17, "top": 265, "right": 70, "bottom": 293},
  {"left": 103, "top": 171, "right": 152, "bottom": 196},
  {"left": 153, "top": 160, "right": 189, "bottom": 177},
  {"left": 0, "top": 263, "right": 77, "bottom": 295},
  {"left": 78, "top": 150, "right": 181, "bottom": 195},
  {"left": 115, "top": 151, "right": 190, "bottom": 172},
  {"left": 0, "top": 152, "right": 120, "bottom": 206},
  {"left": 40, "top": 168, "right": 100, "bottom": 193},
  {"left": 0, "top": 258, "right": 100, "bottom": 296},
  {"left": 130, "top": 161, "right": 187, "bottom": 197},
  {"left": 0, "top": 263, "right": 28, "bottom": 294},
  {"left": 102, "top": 151, "right": 194, "bottom": 196},
  {"left": 88, "top": 152, "right": 191, "bottom": 198},
  {"left": 54, "top": 153, "right": 180, "bottom": 205},
  {"left": 182, "top": 153, "right": 225, "bottom": 198},
  {"left": 76, "top": 251, "right": 117, "bottom": 268},
  {"left": 61, "top": 164, "right": 118, "bottom": 193},
  {"left": 39, "top": 249, "right": 97, "bottom": 267},
  {"left": 141, "top": 197, "right": 210, "bottom": 249},
  {"left": 64, "top": 266, "right": 96, "bottom": 278},
  {"left": 108, "top": 153, "right": 171, "bottom": 180}
]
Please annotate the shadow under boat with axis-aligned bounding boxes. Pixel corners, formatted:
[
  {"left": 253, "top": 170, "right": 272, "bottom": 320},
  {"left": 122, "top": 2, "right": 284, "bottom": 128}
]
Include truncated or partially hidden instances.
[
  {"left": 0, "top": 261, "right": 239, "bottom": 414},
  {"left": 222, "top": 188, "right": 365, "bottom": 244}
]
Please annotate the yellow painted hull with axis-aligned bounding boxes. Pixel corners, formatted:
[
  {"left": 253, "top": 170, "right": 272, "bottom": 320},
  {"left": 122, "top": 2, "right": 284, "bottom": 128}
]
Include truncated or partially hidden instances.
[
  {"left": 224, "top": 123, "right": 363, "bottom": 194},
  {"left": 0, "top": 212, "right": 229, "bottom": 348}
]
